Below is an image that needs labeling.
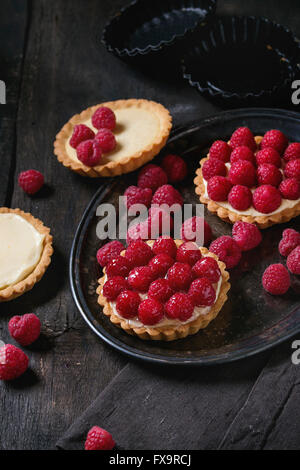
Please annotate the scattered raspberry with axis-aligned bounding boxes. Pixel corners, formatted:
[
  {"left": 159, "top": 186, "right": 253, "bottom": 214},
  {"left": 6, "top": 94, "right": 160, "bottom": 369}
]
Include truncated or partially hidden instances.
[
  {"left": 188, "top": 278, "right": 216, "bottom": 307},
  {"left": 18, "top": 170, "right": 44, "bottom": 195},
  {"left": 148, "top": 278, "right": 174, "bottom": 303},
  {"left": 255, "top": 147, "right": 282, "bottom": 168},
  {"left": 70, "top": 124, "right": 95, "bottom": 148},
  {"left": 283, "top": 142, "right": 300, "bottom": 162},
  {"left": 105, "top": 255, "right": 131, "bottom": 278},
  {"left": 209, "top": 140, "right": 232, "bottom": 162},
  {"left": 209, "top": 236, "right": 241, "bottom": 269},
  {"left": 165, "top": 293, "right": 194, "bottom": 321},
  {"left": 0, "top": 344, "right": 29, "bottom": 381},
  {"left": 152, "top": 184, "right": 183, "bottom": 207},
  {"left": 284, "top": 159, "right": 300, "bottom": 181},
  {"left": 148, "top": 254, "right": 174, "bottom": 279},
  {"left": 279, "top": 178, "right": 300, "bottom": 200},
  {"left": 176, "top": 242, "right": 201, "bottom": 266},
  {"left": 124, "top": 186, "right": 152, "bottom": 209},
  {"left": 278, "top": 229, "right": 300, "bottom": 257},
  {"left": 256, "top": 163, "right": 282, "bottom": 187},
  {"left": 125, "top": 240, "right": 153, "bottom": 267},
  {"left": 228, "top": 185, "right": 252, "bottom": 211},
  {"left": 202, "top": 158, "right": 227, "bottom": 181},
  {"left": 138, "top": 298, "right": 164, "bottom": 325},
  {"left": 8, "top": 314, "right": 41, "bottom": 346},
  {"left": 152, "top": 236, "right": 177, "bottom": 259},
  {"left": 138, "top": 164, "right": 168, "bottom": 192},
  {"left": 128, "top": 266, "right": 153, "bottom": 292},
  {"left": 95, "top": 128, "right": 116, "bottom": 153},
  {"left": 287, "top": 246, "right": 300, "bottom": 275},
  {"left": 103, "top": 276, "right": 128, "bottom": 301},
  {"left": 116, "top": 290, "right": 141, "bottom": 319},
  {"left": 207, "top": 176, "right": 232, "bottom": 201},
  {"left": 228, "top": 160, "right": 256, "bottom": 187},
  {"left": 262, "top": 264, "right": 291, "bottom": 295},
  {"left": 230, "top": 127, "right": 256, "bottom": 151},
  {"left": 85, "top": 426, "right": 115, "bottom": 451},
  {"left": 161, "top": 154, "right": 188, "bottom": 183},
  {"left": 230, "top": 146, "right": 255, "bottom": 165},
  {"left": 232, "top": 221, "right": 262, "bottom": 252},
  {"left": 261, "top": 129, "right": 288, "bottom": 154},
  {"left": 76, "top": 139, "right": 102, "bottom": 167},
  {"left": 167, "top": 262, "right": 193, "bottom": 291},
  {"left": 253, "top": 185, "right": 282, "bottom": 214},
  {"left": 148, "top": 206, "right": 174, "bottom": 238},
  {"left": 180, "top": 217, "right": 212, "bottom": 246},
  {"left": 91, "top": 106, "right": 116, "bottom": 130},
  {"left": 126, "top": 221, "right": 149, "bottom": 245},
  {"left": 192, "top": 257, "right": 221, "bottom": 283},
  {"left": 96, "top": 241, "right": 125, "bottom": 268}
]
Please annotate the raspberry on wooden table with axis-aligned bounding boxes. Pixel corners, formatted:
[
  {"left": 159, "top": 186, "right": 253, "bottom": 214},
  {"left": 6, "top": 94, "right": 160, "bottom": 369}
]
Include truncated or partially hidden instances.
[
  {"left": 95, "top": 128, "right": 116, "bottom": 153},
  {"left": 256, "top": 163, "right": 282, "bottom": 187},
  {"left": 96, "top": 241, "right": 125, "bottom": 268},
  {"left": 148, "top": 206, "right": 174, "bottom": 238},
  {"left": 138, "top": 164, "right": 168, "bottom": 192},
  {"left": 279, "top": 229, "right": 300, "bottom": 257},
  {"left": 252, "top": 185, "right": 282, "bottom": 214},
  {"left": 128, "top": 266, "right": 153, "bottom": 292},
  {"left": 85, "top": 426, "right": 115, "bottom": 451},
  {"left": 228, "top": 185, "right": 252, "bottom": 211},
  {"left": 228, "top": 160, "right": 256, "bottom": 187},
  {"left": 165, "top": 292, "right": 194, "bottom": 321},
  {"left": 279, "top": 178, "right": 300, "bottom": 200},
  {"left": 230, "top": 146, "right": 255, "bottom": 165},
  {"left": 284, "top": 159, "right": 300, "bottom": 181},
  {"left": 262, "top": 264, "right": 290, "bottom": 295},
  {"left": 176, "top": 242, "right": 202, "bottom": 266},
  {"left": 105, "top": 255, "right": 131, "bottom": 278},
  {"left": 188, "top": 277, "right": 216, "bottom": 307},
  {"left": 287, "top": 246, "right": 300, "bottom": 275},
  {"left": 91, "top": 107, "right": 116, "bottom": 130},
  {"left": 209, "top": 236, "right": 241, "bottom": 269},
  {"left": 124, "top": 185, "right": 152, "bottom": 209},
  {"left": 209, "top": 140, "right": 232, "bottom": 162},
  {"left": 255, "top": 147, "right": 282, "bottom": 168},
  {"left": 283, "top": 142, "right": 300, "bottom": 162},
  {"left": 152, "top": 236, "right": 177, "bottom": 259},
  {"left": 202, "top": 158, "right": 227, "bottom": 181},
  {"left": 116, "top": 290, "right": 141, "bottom": 319},
  {"left": 232, "top": 221, "right": 262, "bottom": 252},
  {"left": 0, "top": 344, "right": 29, "bottom": 381},
  {"left": 8, "top": 314, "right": 41, "bottom": 346},
  {"left": 167, "top": 262, "right": 193, "bottom": 291},
  {"left": 230, "top": 127, "right": 256, "bottom": 151},
  {"left": 161, "top": 154, "right": 188, "bottom": 183},
  {"left": 103, "top": 276, "right": 128, "bottom": 301},
  {"left": 125, "top": 240, "right": 153, "bottom": 267},
  {"left": 261, "top": 129, "right": 288, "bottom": 154},
  {"left": 69, "top": 124, "right": 95, "bottom": 148},
  {"left": 148, "top": 278, "right": 174, "bottom": 303},
  {"left": 181, "top": 217, "right": 212, "bottom": 246},
  {"left": 138, "top": 298, "right": 164, "bottom": 325},
  {"left": 76, "top": 139, "right": 102, "bottom": 167},
  {"left": 148, "top": 253, "right": 174, "bottom": 279},
  {"left": 192, "top": 257, "right": 221, "bottom": 283},
  {"left": 152, "top": 184, "right": 183, "bottom": 207},
  {"left": 18, "top": 170, "right": 44, "bottom": 195},
  {"left": 207, "top": 176, "right": 232, "bottom": 201}
]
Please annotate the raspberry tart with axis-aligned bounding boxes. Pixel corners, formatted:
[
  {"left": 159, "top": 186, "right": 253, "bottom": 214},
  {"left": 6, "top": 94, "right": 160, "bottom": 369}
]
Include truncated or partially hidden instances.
[
  {"left": 97, "top": 239, "right": 230, "bottom": 341},
  {"left": 195, "top": 128, "right": 300, "bottom": 229},
  {"left": 0, "top": 208, "right": 53, "bottom": 302},
  {"left": 54, "top": 99, "right": 172, "bottom": 177}
]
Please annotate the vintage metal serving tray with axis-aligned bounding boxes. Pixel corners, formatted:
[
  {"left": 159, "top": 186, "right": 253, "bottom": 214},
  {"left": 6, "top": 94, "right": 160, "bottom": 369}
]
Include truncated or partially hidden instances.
[{"left": 70, "top": 108, "right": 300, "bottom": 365}]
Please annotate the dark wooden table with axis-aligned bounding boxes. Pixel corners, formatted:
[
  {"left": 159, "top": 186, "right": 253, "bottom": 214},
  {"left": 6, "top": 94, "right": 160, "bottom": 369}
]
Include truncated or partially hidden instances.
[{"left": 0, "top": 0, "right": 299, "bottom": 450}]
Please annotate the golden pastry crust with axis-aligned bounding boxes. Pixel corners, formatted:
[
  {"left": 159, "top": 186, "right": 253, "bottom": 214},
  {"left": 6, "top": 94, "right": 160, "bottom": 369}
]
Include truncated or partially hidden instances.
[
  {"left": 0, "top": 208, "right": 53, "bottom": 302},
  {"left": 96, "top": 241, "right": 230, "bottom": 341},
  {"left": 53, "top": 99, "right": 172, "bottom": 177}
]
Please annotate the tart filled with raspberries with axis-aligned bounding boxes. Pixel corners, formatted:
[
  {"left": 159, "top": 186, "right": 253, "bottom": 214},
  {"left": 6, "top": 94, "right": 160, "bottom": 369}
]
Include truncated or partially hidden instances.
[
  {"left": 96, "top": 238, "right": 230, "bottom": 341},
  {"left": 54, "top": 99, "right": 172, "bottom": 177},
  {"left": 194, "top": 127, "right": 300, "bottom": 229}
]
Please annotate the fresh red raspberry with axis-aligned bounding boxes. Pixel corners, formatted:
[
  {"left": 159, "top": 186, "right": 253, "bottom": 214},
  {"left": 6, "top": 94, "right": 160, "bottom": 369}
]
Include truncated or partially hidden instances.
[
  {"left": 167, "top": 262, "right": 193, "bottom": 291},
  {"left": 207, "top": 176, "right": 232, "bottom": 201},
  {"left": 209, "top": 236, "right": 241, "bottom": 269},
  {"left": 85, "top": 426, "right": 115, "bottom": 451},
  {"left": 279, "top": 178, "right": 300, "bottom": 200},
  {"left": 76, "top": 139, "right": 102, "bottom": 167},
  {"left": 161, "top": 154, "right": 188, "bottom": 183},
  {"left": 125, "top": 240, "right": 153, "bottom": 267},
  {"left": 188, "top": 278, "right": 216, "bottom": 307},
  {"left": 192, "top": 257, "right": 221, "bottom": 283},
  {"left": 8, "top": 314, "right": 41, "bottom": 346},
  {"left": 253, "top": 185, "right": 281, "bottom": 214},
  {"left": 283, "top": 142, "right": 300, "bottom": 162},
  {"left": 202, "top": 158, "right": 227, "bottom": 181},
  {"left": 230, "top": 146, "right": 255, "bottom": 165},
  {"left": 180, "top": 217, "right": 212, "bottom": 246},
  {"left": 128, "top": 266, "right": 153, "bottom": 292},
  {"left": 148, "top": 278, "right": 174, "bottom": 303},
  {"left": 138, "top": 298, "right": 164, "bottom": 325},
  {"left": 148, "top": 254, "right": 174, "bottom": 279},
  {"left": 116, "top": 290, "right": 141, "bottom": 318},
  {"left": 0, "top": 344, "right": 29, "bottom": 381},
  {"left": 148, "top": 206, "right": 174, "bottom": 238},
  {"left": 124, "top": 186, "right": 152, "bottom": 209},
  {"left": 209, "top": 140, "right": 232, "bottom": 162},
  {"left": 126, "top": 221, "right": 149, "bottom": 244},
  {"left": 261, "top": 129, "right": 288, "bottom": 154},
  {"left": 228, "top": 160, "right": 256, "bottom": 187},
  {"left": 284, "top": 159, "right": 300, "bottom": 181},
  {"left": 230, "top": 127, "right": 256, "bottom": 151},
  {"left": 138, "top": 164, "right": 168, "bottom": 192},
  {"left": 262, "top": 264, "right": 290, "bottom": 295},
  {"left": 103, "top": 276, "right": 128, "bottom": 301},
  {"left": 256, "top": 163, "right": 282, "bottom": 187},
  {"left": 232, "top": 221, "right": 262, "bottom": 252},
  {"left": 228, "top": 185, "right": 252, "bottom": 211},
  {"left": 165, "top": 293, "right": 194, "bottom": 321},
  {"left": 287, "top": 246, "right": 300, "bottom": 275},
  {"left": 152, "top": 184, "right": 183, "bottom": 207},
  {"left": 95, "top": 128, "right": 116, "bottom": 153},
  {"left": 91, "top": 106, "right": 116, "bottom": 130},
  {"left": 255, "top": 147, "right": 282, "bottom": 168},
  {"left": 69, "top": 124, "right": 95, "bottom": 148},
  {"left": 105, "top": 255, "right": 131, "bottom": 278},
  {"left": 278, "top": 229, "right": 300, "bottom": 257},
  {"left": 18, "top": 170, "right": 44, "bottom": 195},
  {"left": 152, "top": 236, "right": 177, "bottom": 258},
  {"left": 96, "top": 241, "right": 125, "bottom": 267},
  {"left": 176, "top": 242, "right": 201, "bottom": 266}
]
